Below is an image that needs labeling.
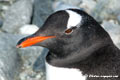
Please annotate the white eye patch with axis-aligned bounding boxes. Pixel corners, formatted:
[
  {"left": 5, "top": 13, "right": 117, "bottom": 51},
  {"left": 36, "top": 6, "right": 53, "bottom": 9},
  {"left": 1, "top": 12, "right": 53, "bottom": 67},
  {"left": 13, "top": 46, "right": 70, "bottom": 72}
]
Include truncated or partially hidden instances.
[{"left": 66, "top": 10, "right": 82, "bottom": 29}]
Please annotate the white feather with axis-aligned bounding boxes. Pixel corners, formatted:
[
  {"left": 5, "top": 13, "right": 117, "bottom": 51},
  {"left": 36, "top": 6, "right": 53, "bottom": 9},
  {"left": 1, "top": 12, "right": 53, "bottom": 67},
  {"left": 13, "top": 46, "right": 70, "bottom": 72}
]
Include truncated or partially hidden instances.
[
  {"left": 45, "top": 62, "right": 87, "bottom": 80},
  {"left": 66, "top": 10, "right": 82, "bottom": 29}
]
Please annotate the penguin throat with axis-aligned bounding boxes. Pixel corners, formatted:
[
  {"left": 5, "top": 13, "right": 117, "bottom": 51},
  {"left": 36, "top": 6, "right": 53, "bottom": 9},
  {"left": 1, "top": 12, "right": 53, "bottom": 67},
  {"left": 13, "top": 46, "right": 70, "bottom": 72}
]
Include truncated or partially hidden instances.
[{"left": 46, "top": 43, "right": 114, "bottom": 68}]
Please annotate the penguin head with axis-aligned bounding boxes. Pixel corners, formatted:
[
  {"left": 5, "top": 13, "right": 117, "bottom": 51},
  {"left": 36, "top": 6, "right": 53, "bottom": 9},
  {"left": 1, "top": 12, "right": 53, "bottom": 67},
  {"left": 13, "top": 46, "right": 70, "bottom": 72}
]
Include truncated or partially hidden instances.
[{"left": 17, "top": 9, "right": 113, "bottom": 60}]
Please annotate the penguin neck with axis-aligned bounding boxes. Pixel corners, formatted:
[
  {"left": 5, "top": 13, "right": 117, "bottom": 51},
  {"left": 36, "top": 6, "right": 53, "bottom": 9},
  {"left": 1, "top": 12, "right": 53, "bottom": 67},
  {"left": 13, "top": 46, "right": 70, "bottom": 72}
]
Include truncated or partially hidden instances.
[{"left": 46, "top": 43, "right": 118, "bottom": 69}]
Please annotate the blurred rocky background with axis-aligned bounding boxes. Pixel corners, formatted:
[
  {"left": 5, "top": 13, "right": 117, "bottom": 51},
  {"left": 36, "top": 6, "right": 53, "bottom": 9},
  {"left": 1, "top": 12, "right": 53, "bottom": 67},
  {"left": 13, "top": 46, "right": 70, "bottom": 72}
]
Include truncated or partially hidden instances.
[{"left": 0, "top": 0, "right": 120, "bottom": 80}]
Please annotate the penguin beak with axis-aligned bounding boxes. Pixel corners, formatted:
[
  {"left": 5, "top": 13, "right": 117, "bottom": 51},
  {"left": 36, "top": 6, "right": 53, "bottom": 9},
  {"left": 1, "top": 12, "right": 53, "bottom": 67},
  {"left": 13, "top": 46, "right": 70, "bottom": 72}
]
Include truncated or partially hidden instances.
[{"left": 16, "top": 36, "right": 56, "bottom": 48}]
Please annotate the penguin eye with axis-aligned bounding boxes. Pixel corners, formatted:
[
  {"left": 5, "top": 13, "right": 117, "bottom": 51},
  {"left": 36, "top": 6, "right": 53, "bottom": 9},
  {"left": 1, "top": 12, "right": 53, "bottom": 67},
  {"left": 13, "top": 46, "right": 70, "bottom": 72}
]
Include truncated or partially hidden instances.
[
  {"left": 65, "top": 28, "right": 73, "bottom": 34},
  {"left": 65, "top": 27, "right": 76, "bottom": 34}
]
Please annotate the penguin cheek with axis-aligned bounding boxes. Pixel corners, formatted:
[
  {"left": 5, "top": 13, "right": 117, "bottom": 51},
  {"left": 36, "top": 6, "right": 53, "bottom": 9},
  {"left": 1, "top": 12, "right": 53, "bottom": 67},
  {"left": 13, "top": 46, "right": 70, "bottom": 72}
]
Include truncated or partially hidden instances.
[{"left": 41, "top": 38, "right": 57, "bottom": 49}]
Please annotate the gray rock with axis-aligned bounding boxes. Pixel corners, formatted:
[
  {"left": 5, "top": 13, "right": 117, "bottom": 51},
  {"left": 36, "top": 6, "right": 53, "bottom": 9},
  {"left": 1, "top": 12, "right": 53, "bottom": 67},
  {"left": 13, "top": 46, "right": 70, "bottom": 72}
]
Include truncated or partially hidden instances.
[
  {"left": 32, "top": 0, "right": 53, "bottom": 27},
  {"left": 0, "top": 33, "right": 22, "bottom": 80},
  {"left": 55, "top": 0, "right": 82, "bottom": 6},
  {"left": 0, "top": 18, "right": 3, "bottom": 28},
  {"left": 91, "top": 0, "right": 109, "bottom": 22},
  {"left": 1, "top": 0, "right": 33, "bottom": 33},
  {"left": 0, "top": 3, "right": 9, "bottom": 11},
  {"left": 33, "top": 48, "right": 49, "bottom": 72},
  {"left": 102, "top": 20, "right": 120, "bottom": 48},
  {"left": 0, "top": 32, "right": 46, "bottom": 80},
  {"left": 91, "top": 0, "right": 120, "bottom": 22},
  {"left": 19, "top": 70, "right": 45, "bottom": 80},
  {"left": 79, "top": 0, "right": 97, "bottom": 13},
  {"left": 0, "top": 0, "right": 9, "bottom": 2},
  {"left": 17, "top": 44, "right": 47, "bottom": 80},
  {"left": 0, "top": 0, "right": 21, "bottom": 4},
  {"left": 53, "top": 1, "right": 81, "bottom": 12},
  {"left": 19, "top": 24, "right": 39, "bottom": 35},
  {"left": 106, "top": 0, "right": 120, "bottom": 15},
  {"left": 18, "top": 46, "right": 46, "bottom": 80},
  {"left": 117, "top": 15, "right": 120, "bottom": 24},
  {"left": 54, "top": 0, "right": 96, "bottom": 13},
  {"left": 18, "top": 46, "right": 44, "bottom": 70}
]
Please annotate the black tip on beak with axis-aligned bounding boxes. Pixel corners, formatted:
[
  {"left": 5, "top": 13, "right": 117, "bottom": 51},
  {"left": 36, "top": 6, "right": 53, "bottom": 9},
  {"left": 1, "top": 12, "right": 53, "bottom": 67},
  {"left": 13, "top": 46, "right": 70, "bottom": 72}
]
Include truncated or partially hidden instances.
[
  {"left": 17, "top": 38, "right": 25, "bottom": 45},
  {"left": 16, "top": 35, "right": 35, "bottom": 48}
]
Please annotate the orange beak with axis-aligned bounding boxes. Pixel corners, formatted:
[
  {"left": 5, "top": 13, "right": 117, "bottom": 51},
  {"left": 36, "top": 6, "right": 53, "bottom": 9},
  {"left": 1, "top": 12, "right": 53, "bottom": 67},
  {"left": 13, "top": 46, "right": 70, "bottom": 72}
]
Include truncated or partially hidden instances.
[{"left": 16, "top": 36, "right": 56, "bottom": 48}]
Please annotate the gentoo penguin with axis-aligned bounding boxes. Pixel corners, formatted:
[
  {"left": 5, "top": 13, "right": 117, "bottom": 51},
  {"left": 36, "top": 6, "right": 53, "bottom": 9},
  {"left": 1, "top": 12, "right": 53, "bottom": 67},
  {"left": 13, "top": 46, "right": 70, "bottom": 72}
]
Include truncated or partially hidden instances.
[{"left": 17, "top": 9, "right": 120, "bottom": 80}]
